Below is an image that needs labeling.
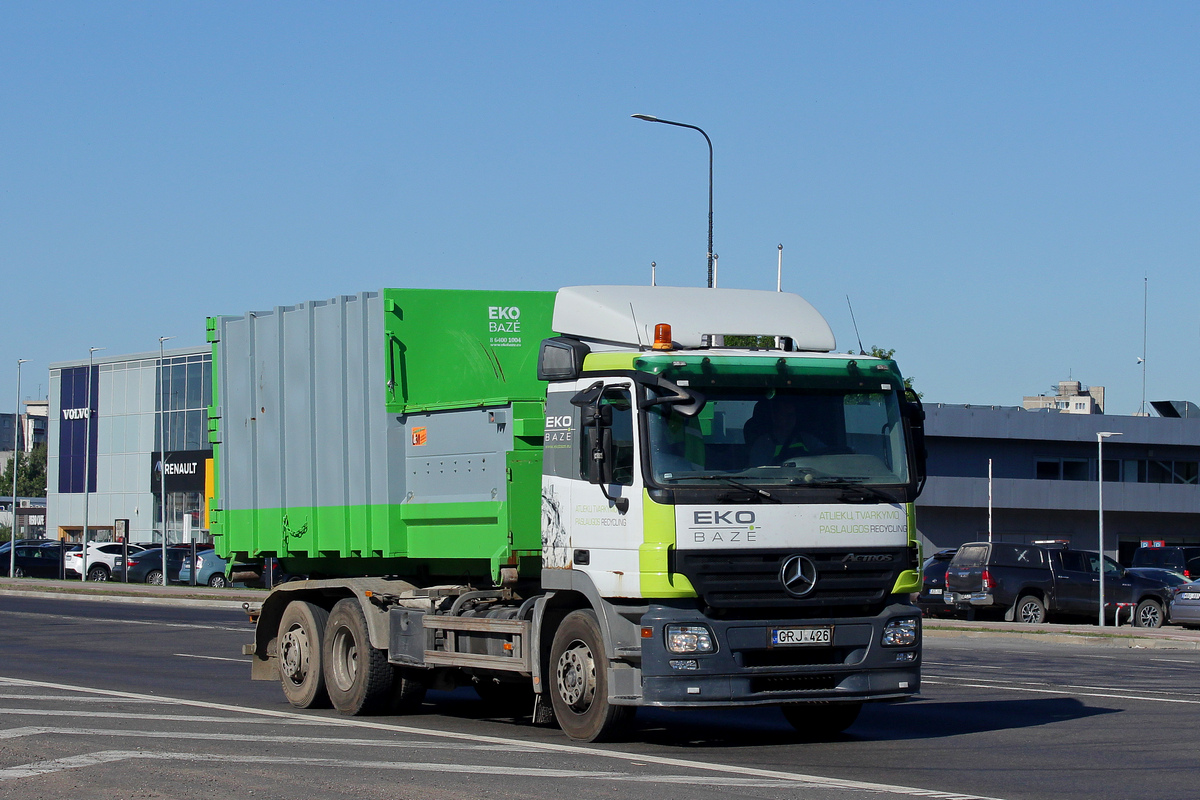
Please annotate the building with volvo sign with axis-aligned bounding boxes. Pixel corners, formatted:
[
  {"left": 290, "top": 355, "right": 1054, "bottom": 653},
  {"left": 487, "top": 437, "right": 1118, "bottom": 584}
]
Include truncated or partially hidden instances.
[{"left": 46, "top": 346, "right": 213, "bottom": 544}]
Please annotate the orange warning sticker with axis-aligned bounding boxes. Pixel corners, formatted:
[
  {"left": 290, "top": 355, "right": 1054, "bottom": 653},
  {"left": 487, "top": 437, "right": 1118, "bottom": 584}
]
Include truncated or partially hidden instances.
[{"left": 411, "top": 427, "right": 427, "bottom": 446}]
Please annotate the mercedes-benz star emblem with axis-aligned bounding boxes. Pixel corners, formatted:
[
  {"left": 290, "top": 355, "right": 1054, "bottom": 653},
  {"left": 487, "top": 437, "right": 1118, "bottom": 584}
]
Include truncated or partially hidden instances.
[{"left": 780, "top": 555, "right": 818, "bottom": 598}]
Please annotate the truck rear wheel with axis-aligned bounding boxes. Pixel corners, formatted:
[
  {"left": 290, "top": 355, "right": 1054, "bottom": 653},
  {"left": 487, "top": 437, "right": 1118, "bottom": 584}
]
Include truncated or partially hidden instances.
[
  {"left": 549, "top": 609, "right": 633, "bottom": 742},
  {"left": 278, "top": 601, "right": 330, "bottom": 709},
  {"left": 781, "top": 702, "right": 862, "bottom": 737},
  {"left": 324, "top": 598, "right": 394, "bottom": 715}
]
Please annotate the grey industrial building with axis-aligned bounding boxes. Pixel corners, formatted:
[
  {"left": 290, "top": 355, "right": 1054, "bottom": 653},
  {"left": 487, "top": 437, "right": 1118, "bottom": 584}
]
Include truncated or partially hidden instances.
[{"left": 917, "top": 404, "right": 1200, "bottom": 563}]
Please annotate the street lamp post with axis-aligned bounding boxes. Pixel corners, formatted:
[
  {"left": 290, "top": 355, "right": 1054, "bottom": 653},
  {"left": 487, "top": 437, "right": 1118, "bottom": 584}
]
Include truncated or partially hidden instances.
[
  {"left": 81, "top": 347, "right": 104, "bottom": 581},
  {"left": 631, "top": 114, "right": 715, "bottom": 288},
  {"left": 10, "top": 359, "right": 27, "bottom": 579},
  {"left": 158, "top": 336, "right": 174, "bottom": 586},
  {"left": 1096, "top": 431, "right": 1122, "bottom": 626}
]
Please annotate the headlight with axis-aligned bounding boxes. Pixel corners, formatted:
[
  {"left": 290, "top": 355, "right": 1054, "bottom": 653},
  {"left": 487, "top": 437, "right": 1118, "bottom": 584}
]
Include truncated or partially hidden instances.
[
  {"left": 665, "top": 624, "right": 716, "bottom": 654},
  {"left": 882, "top": 618, "right": 919, "bottom": 647}
]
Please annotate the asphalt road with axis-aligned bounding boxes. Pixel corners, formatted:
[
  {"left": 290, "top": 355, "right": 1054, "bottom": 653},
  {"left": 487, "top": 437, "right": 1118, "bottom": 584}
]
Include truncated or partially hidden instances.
[{"left": 0, "top": 595, "right": 1197, "bottom": 800}]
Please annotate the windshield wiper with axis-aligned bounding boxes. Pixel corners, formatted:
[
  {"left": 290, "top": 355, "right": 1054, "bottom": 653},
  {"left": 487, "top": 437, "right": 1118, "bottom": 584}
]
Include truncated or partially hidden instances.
[
  {"left": 690, "top": 474, "right": 779, "bottom": 502},
  {"left": 811, "top": 477, "right": 896, "bottom": 504}
]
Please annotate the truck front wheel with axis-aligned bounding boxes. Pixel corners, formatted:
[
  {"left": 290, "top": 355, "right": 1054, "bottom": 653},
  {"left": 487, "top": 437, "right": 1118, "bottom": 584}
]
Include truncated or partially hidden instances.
[
  {"left": 278, "top": 601, "right": 330, "bottom": 709},
  {"left": 324, "top": 598, "right": 394, "bottom": 715},
  {"left": 549, "top": 609, "right": 633, "bottom": 742}
]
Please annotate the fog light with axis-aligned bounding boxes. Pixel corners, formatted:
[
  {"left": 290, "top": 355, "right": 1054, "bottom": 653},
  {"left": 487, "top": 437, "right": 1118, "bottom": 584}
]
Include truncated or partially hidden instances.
[
  {"left": 882, "top": 618, "right": 919, "bottom": 647},
  {"left": 669, "top": 659, "right": 699, "bottom": 671},
  {"left": 894, "top": 651, "right": 917, "bottom": 662},
  {"left": 665, "top": 624, "right": 716, "bottom": 654}
]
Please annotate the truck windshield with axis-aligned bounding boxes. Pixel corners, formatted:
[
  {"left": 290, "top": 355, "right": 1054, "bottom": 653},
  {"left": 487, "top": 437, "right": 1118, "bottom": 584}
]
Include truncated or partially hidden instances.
[{"left": 645, "top": 386, "right": 910, "bottom": 487}]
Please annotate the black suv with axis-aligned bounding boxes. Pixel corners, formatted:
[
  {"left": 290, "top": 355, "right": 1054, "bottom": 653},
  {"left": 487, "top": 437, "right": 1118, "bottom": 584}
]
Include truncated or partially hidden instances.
[
  {"left": 1129, "top": 547, "right": 1200, "bottom": 580},
  {"left": 915, "top": 548, "right": 958, "bottom": 616},
  {"left": 944, "top": 541, "right": 1175, "bottom": 627}
]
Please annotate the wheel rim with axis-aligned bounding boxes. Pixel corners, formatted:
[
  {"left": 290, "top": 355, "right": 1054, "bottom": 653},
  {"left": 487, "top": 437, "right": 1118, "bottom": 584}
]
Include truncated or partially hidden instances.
[
  {"left": 1139, "top": 605, "right": 1160, "bottom": 627},
  {"left": 1019, "top": 601, "right": 1041, "bottom": 623},
  {"left": 14, "top": 567, "right": 24, "bottom": 578},
  {"left": 555, "top": 638, "right": 596, "bottom": 712},
  {"left": 88, "top": 568, "right": 106, "bottom": 581},
  {"left": 148, "top": 571, "right": 163, "bottom": 585},
  {"left": 279, "top": 623, "right": 312, "bottom": 686},
  {"left": 329, "top": 624, "right": 359, "bottom": 693}
]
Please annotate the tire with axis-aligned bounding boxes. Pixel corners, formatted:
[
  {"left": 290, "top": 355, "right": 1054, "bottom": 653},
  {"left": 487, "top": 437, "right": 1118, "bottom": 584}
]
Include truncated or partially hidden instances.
[
  {"left": 207, "top": 573, "right": 230, "bottom": 588},
  {"left": 86, "top": 565, "right": 109, "bottom": 582},
  {"left": 781, "top": 702, "right": 863, "bottom": 737},
  {"left": 278, "top": 601, "right": 331, "bottom": 709},
  {"left": 323, "top": 598, "right": 394, "bottom": 715},
  {"left": 1015, "top": 595, "right": 1047, "bottom": 624},
  {"left": 1134, "top": 599, "right": 1164, "bottom": 629},
  {"left": 145, "top": 569, "right": 164, "bottom": 586},
  {"left": 548, "top": 609, "right": 633, "bottom": 742},
  {"left": 13, "top": 566, "right": 26, "bottom": 578}
]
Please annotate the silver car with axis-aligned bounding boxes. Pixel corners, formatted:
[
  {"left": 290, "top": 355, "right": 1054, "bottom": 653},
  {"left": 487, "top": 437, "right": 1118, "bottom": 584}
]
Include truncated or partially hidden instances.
[{"left": 1168, "top": 581, "right": 1200, "bottom": 629}]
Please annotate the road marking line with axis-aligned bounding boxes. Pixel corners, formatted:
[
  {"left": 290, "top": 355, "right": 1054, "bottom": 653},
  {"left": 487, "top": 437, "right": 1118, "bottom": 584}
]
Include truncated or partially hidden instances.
[
  {"left": 0, "top": 707, "right": 333, "bottom": 724},
  {"left": 0, "top": 748, "right": 997, "bottom": 796},
  {"left": 0, "top": 750, "right": 620, "bottom": 782},
  {"left": 925, "top": 673, "right": 1200, "bottom": 699},
  {"left": 173, "top": 653, "right": 248, "bottom": 662},
  {"left": 924, "top": 678, "right": 1200, "bottom": 705},
  {"left": 0, "top": 751, "right": 134, "bottom": 780},
  {"left": 0, "top": 694, "right": 161, "bottom": 703},
  {"left": 0, "top": 675, "right": 1006, "bottom": 800},
  {"left": 0, "top": 726, "right": 546, "bottom": 752},
  {"left": 0, "top": 608, "right": 249, "bottom": 632}
]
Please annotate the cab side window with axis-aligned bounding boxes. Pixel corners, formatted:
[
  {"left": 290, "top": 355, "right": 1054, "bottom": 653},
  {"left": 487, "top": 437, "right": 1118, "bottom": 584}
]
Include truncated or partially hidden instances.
[{"left": 578, "top": 387, "right": 634, "bottom": 486}]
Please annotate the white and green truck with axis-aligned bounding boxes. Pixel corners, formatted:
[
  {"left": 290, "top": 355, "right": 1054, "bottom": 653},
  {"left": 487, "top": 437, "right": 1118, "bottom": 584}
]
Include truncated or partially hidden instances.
[{"left": 210, "top": 284, "right": 926, "bottom": 741}]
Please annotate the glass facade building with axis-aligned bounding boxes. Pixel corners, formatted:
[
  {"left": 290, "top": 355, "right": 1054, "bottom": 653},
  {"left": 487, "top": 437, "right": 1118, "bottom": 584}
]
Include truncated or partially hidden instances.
[{"left": 46, "top": 345, "right": 213, "bottom": 545}]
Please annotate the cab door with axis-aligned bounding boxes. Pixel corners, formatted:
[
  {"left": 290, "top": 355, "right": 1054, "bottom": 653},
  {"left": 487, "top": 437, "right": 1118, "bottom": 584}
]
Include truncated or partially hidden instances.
[{"left": 566, "top": 381, "right": 645, "bottom": 597}]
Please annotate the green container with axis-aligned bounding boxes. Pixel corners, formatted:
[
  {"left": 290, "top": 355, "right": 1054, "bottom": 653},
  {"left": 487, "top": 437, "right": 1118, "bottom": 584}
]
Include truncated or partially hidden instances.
[{"left": 207, "top": 289, "right": 555, "bottom": 581}]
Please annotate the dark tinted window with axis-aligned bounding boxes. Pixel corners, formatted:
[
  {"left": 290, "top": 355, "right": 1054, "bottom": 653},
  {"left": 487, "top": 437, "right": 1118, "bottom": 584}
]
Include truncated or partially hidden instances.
[
  {"left": 993, "top": 545, "right": 1045, "bottom": 568},
  {"left": 1059, "top": 551, "right": 1090, "bottom": 572},
  {"left": 1130, "top": 549, "right": 1164, "bottom": 568},
  {"left": 952, "top": 544, "right": 989, "bottom": 568}
]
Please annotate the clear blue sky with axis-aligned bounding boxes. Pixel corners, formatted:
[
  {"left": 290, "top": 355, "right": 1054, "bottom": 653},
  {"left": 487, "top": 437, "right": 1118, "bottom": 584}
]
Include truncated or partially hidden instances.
[{"left": 3, "top": 3, "right": 1197, "bottom": 416}]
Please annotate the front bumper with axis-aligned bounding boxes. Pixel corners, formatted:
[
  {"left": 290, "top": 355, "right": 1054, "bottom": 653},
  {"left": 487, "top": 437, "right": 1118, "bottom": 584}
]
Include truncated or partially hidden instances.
[{"left": 637, "top": 602, "right": 920, "bottom": 708}]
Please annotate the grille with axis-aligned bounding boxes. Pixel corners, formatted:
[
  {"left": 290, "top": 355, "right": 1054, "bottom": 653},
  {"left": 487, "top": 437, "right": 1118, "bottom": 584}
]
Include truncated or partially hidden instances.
[
  {"left": 750, "top": 674, "right": 842, "bottom": 693},
  {"left": 740, "top": 647, "right": 856, "bottom": 668},
  {"left": 672, "top": 548, "right": 907, "bottom": 612}
]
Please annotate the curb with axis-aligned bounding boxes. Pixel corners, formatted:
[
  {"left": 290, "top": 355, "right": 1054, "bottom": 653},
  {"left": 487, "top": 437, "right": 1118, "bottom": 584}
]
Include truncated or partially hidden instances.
[{"left": 924, "top": 620, "right": 1200, "bottom": 650}]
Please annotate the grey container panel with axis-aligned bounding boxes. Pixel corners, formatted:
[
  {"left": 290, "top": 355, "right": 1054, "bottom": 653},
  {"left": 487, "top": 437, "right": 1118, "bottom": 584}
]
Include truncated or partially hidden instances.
[
  {"left": 404, "top": 408, "right": 513, "bottom": 505},
  {"left": 217, "top": 292, "right": 398, "bottom": 523}
]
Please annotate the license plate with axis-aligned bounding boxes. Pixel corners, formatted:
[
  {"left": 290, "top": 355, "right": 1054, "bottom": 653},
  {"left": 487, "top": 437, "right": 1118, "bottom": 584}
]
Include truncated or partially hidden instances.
[
  {"left": 771, "top": 626, "right": 832, "bottom": 647},
  {"left": 928, "top": 588, "right": 943, "bottom": 595},
  {"left": 1182, "top": 592, "right": 1200, "bottom": 601}
]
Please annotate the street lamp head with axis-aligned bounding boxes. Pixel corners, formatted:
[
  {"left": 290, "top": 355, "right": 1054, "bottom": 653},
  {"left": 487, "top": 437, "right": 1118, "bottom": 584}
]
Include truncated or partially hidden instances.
[
  {"left": 631, "top": 114, "right": 658, "bottom": 122},
  {"left": 1097, "top": 431, "right": 1123, "bottom": 439}
]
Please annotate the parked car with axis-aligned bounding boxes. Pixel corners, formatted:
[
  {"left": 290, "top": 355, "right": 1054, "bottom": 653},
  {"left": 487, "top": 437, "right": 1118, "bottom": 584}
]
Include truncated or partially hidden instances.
[
  {"left": 1168, "top": 581, "right": 1200, "bottom": 629},
  {"left": 944, "top": 541, "right": 1176, "bottom": 627},
  {"left": 64, "top": 542, "right": 149, "bottom": 581},
  {"left": 915, "top": 548, "right": 959, "bottom": 617},
  {"left": 114, "top": 544, "right": 201, "bottom": 584},
  {"left": 0, "top": 544, "right": 64, "bottom": 578},
  {"left": 177, "top": 549, "right": 230, "bottom": 587},
  {"left": 1130, "top": 547, "right": 1200, "bottom": 580}
]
